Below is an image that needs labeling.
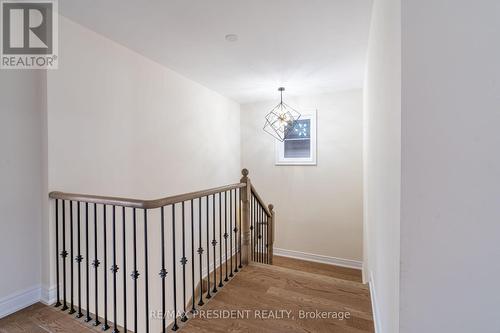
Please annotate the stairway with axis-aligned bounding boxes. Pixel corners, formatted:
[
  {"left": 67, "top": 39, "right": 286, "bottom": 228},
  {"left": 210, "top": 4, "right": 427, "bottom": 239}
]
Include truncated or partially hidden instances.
[
  {"left": 180, "top": 256, "right": 374, "bottom": 333},
  {"left": 0, "top": 256, "right": 373, "bottom": 333},
  {"left": 0, "top": 169, "right": 373, "bottom": 332}
]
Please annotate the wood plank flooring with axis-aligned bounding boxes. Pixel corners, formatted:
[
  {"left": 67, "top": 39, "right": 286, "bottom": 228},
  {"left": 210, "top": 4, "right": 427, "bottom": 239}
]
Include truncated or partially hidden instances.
[
  {"left": 272, "top": 255, "right": 363, "bottom": 283},
  {"left": 0, "top": 256, "right": 373, "bottom": 333},
  {"left": 0, "top": 302, "right": 102, "bottom": 333},
  {"left": 180, "top": 257, "right": 373, "bottom": 333}
]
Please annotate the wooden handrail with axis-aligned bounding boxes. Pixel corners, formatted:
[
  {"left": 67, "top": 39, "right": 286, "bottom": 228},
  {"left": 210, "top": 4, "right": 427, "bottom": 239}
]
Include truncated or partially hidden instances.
[
  {"left": 49, "top": 183, "right": 247, "bottom": 209},
  {"left": 250, "top": 184, "right": 271, "bottom": 216},
  {"left": 49, "top": 168, "right": 274, "bottom": 331}
]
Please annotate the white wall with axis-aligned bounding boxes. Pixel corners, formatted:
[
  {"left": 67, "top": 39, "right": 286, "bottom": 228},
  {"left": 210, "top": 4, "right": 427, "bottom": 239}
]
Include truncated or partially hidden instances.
[
  {"left": 0, "top": 70, "right": 46, "bottom": 316},
  {"left": 41, "top": 16, "right": 241, "bottom": 330},
  {"left": 47, "top": 17, "right": 240, "bottom": 199},
  {"left": 241, "top": 90, "right": 363, "bottom": 263},
  {"left": 400, "top": 1, "right": 500, "bottom": 332},
  {"left": 363, "top": 0, "right": 401, "bottom": 332}
]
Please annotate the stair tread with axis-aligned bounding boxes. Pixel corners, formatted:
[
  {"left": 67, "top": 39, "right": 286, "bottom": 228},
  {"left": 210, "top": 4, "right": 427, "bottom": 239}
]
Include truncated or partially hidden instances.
[
  {"left": 272, "top": 255, "right": 363, "bottom": 282},
  {"left": 181, "top": 262, "right": 374, "bottom": 333},
  {"left": 249, "top": 261, "right": 368, "bottom": 290}
]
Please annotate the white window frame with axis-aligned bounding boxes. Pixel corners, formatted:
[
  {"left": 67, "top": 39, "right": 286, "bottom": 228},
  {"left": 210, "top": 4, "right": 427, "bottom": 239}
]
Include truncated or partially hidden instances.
[{"left": 275, "top": 110, "right": 317, "bottom": 166}]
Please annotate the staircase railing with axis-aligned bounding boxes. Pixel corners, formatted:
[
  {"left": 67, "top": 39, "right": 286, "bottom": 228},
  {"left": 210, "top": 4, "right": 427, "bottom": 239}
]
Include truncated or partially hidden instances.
[{"left": 49, "top": 169, "right": 274, "bottom": 332}]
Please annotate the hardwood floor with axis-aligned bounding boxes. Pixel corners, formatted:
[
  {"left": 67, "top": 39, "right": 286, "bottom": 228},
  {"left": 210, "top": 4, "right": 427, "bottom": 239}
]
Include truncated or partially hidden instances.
[
  {"left": 0, "top": 302, "right": 99, "bottom": 333},
  {"left": 0, "top": 256, "right": 373, "bottom": 333},
  {"left": 272, "top": 255, "right": 363, "bottom": 282},
  {"left": 180, "top": 257, "right": 373, "bottom": 333}
]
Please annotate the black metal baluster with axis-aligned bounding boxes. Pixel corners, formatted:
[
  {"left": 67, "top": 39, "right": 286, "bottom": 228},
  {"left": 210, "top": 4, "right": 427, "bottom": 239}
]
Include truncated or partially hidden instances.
[
  {"left": 69, "top": 201, "right": 75, "bottom": 314},
  {"left": 255, "top": 198, "right": 258, "bottom": 263},
  {"left": 111, "top": 206, "right": 119, "bottom": 333},
  {"left": 250, "top": 195, "right": 254, "bottom": 261},
  {"left": 233, "top": 190, "right": 239, "bottom": 274},
  {"left": 256, "top": 202, "right": 259, "bottom": 263},
  {"left": 253, "top": 197, "right": 261, "bottom": 262},
  {"left": 238, "top": 189, "right": 242, "bottom": 269},
  {"left": 85, "top": 203, "right": 91, "bottom": 322},
  {"left": 268, "top": 212, "right": 270, "bottom": 264},
  {"left": 259, "top": 203, "right": 265, "bottom": 263},
  {"left": 224, "top": 191, "right": 229, "bottom": 282},
  {"left": 255, "top": 197, "right": 258, "bottom": 262},
  {"left": 55, "top": 200, "right": 62, "bottom": 307},
  {"left": 218, "top": 193, "right": 223, "bottom": 288},
  {"left": 131, "top": 208, "right": 138, "bottom": 333},
  {"left": 229, "top": 190, "right": 233, "bottom": 278},
  {"left": 181, "top": 202, "right": 188, "bottom": 322},
  {"left": 197, "top": 197, "right": 204, "bottom": 306},
  {"left": 260, "top": 204, "right": 263, "bottom": 263},
  {"left": 122, "top": 207, "right": 127, "bottom": 332},
  {"left": 205, "top": 196, "right": 211, "bottom": 300},
  {"left": 61, "top": 200, "right": 68, "bottom": 311},
  {"left": 266, "top": 212, "right": 269, "bottom": 264},
  {"left": 212, "top": 194, "right": 217, "bottom": 293},
  {"left": 257, "top": 203, "right": 264, "bottom": 263},
  {"left": 265, "top": 209, "right": 268, "bottom": 264},
  {"left": 265, "top": 208, "right": 268, "bottom": 264},
  {"left": 257, "top": 198, "right": 260, "bottom": 262},
  {"left": 256, "top": 201, "right": 259, "bottom": 263},
  {"left": 171, "top": 204, "right": 179, "bottom": 331},
  {"left": 264, "top": 210, "right": 267, "bottom": 264},
  {"left": 160, "top": 207, "right": 167, "bottom": 333},
  {"left": 103, "top": 205, "right": 109, "bottom": 330},
  {"left": 261, "top": 205, "right": 264, "bottom": 264},
  {"left": 144, "top": 209, "right": 150, "bottom": 333},
  {"left": 76, "top": 202, "right": 83, "bottom": 318},
  {"left": 263, "top": 207, "right": 266, "bottom": 264},
  {"left": 92, "top": 203, "right": 100, "bottom": 326},
  {"left": 190, "top": 199, "right": 196, "bottom": 313},
  {"left": 253, "top": 196, "right": 256, "bottom": 261},
  {"left": 257, "top": 197, "right": 260, "bottom": 262}
]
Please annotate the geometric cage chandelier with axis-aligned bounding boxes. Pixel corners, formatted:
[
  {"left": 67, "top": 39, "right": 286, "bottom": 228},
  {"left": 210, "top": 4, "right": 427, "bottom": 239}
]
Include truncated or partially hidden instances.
[{"left": 263, "top": 87, "right": 301, "bottom": 141}]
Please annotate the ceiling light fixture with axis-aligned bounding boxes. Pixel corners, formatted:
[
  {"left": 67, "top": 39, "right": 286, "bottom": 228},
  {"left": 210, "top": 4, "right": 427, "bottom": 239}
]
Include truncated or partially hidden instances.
[
  {"left": 263, "top": 87, "right": 301, "bottom": 142},
  {"left": 225, "top": 34, "right": 238, "bottom": 42}
]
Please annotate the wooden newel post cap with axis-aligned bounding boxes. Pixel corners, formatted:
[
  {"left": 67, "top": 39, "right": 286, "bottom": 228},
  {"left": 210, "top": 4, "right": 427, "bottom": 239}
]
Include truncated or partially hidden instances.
[
  {"left": 268, "top": 204, "right": 274, "bottom": 212},
  {"left": 241, "top": 168, "right": 249, "bottom": 177}
]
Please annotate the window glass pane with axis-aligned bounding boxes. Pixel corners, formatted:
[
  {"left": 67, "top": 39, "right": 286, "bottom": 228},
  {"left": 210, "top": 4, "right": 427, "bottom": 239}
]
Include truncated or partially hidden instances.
[
  {"left": 286, "top": 119, "right": 310, "bottom": 139},
  {"left": 284, "top": 139, "right": 310, "bottom": 158}
]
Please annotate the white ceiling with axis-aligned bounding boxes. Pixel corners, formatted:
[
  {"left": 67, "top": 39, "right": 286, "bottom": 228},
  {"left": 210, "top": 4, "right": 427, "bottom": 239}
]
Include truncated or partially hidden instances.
[{"left": 59, "top": 0, "right": 372, "bottom": 104}]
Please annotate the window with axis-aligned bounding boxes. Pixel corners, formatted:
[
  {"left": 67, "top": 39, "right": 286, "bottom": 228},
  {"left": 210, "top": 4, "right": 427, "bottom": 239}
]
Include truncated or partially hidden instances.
[{"left": 275, "top": 111, "right": 317, "bottom": 165}]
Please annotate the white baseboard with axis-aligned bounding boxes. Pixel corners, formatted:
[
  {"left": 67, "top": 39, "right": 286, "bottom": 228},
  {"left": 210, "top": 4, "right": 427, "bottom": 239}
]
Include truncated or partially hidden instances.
[
  {"left": 273, "top": 247, "right": 362, "bottom": 270},
  {"left": 40, "top": 285, "right": 57, "bottom": 306},
  {"left": 202, "top": 246, "right": 238, "bottom": 278},
  {"left": 0, "top": 285, "right": 41, "bottom": 319},
  {"left": 0, "top": 246, "right": 237, "bottom": 320},
  {"left": 369, "top": 271, "right": 381, "bottom": 333}
]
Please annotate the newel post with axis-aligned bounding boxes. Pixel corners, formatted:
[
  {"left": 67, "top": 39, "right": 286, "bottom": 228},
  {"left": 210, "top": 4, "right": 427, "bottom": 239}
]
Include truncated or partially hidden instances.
[
  {"left": 267, "top": 204, "right": 275, "bottom": 264},
  {"left": 240, "top": 168, "right": 252, "bottom": 266}
]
